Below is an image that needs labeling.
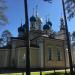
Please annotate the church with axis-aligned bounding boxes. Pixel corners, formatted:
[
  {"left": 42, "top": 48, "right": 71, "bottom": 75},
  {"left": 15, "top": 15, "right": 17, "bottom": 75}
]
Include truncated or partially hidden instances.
[{"left": 0, "top": 7, "right": 70, "bottom": 70}]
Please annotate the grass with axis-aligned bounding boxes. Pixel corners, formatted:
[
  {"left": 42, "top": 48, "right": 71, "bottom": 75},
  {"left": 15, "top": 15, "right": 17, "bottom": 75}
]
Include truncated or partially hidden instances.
[
  {"left": 0, "top": 72, "right": 69, "bottom": 75},
  {"left": 0, "top": 69, "right": 70, "bottom": 75}
]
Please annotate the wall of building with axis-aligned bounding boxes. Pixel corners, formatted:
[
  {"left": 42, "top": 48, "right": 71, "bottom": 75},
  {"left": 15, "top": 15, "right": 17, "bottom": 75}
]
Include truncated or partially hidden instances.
[
  {"left": 17, "top": 47, "right": 40, "bottom": 68},
  {"left": 0, "top": 48, "right": 9, "bottom": 67},
  {"left": 44, "top": 38, "right": 65, "bottom": 68},
  {"left": 0, "top": 37, "right": 66, "bottom": 69},
  {"left": 30, "top": 47, "right": 40, "bottom": 68},
  {"left": 71, "top": 46, "right": 75, "bottom": 66}
]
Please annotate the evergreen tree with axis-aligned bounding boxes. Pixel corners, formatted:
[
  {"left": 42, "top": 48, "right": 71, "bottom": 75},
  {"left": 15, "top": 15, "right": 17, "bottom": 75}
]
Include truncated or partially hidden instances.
[
  {"left": 72, "top": 31, "right": 75, "bottom": 41},
  {"left": 71, "top": 31, "right": 75, "bottom": 46},
  {"left": 0, "top": 38, "right": 3, "bottom": 47},
  {"left": 0, "top": 0, "right": 8, "bottom": 25},
  {"left": 1, "top": 30, "right": 12, "bottom": 46},
  {"left": 43, "top": 0, "right": 52, "bottom": 3},
  {"left": 65, "top": 0, "right": 75, "bottom": 20}
]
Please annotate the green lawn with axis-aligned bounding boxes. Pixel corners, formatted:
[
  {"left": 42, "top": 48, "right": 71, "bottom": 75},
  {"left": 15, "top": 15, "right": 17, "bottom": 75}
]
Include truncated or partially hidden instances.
[{"left": 0, "top": 70, "right": 70, "bottom": 75}]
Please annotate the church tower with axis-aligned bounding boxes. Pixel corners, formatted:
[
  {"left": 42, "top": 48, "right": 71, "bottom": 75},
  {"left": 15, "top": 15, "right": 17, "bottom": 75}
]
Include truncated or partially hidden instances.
[
  {"left": 43, "top": 19, "right": 52, "bottom": 35},
  {"left": 56, "top": 18, "right": 66, "bottom": 40},
  {"left": 30, "top": 5, "right": 42, "bottom": 31},
  {"left": 30, "top": 15, "right": 36, "bottom": 30},
  {"left": 60, "top": 18, "right": 66, "bottom": 32},
  {"left": 35, "top": 5, "right": 42, "bottom": 30},
  {"left": 18, "top": 21, "right": 24, "bottom": 37}
]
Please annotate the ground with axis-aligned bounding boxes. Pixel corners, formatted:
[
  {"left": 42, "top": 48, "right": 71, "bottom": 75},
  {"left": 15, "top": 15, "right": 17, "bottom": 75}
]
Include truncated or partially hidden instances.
[{"left": 0, "top": 69, "right": 70, "bottom": 75}]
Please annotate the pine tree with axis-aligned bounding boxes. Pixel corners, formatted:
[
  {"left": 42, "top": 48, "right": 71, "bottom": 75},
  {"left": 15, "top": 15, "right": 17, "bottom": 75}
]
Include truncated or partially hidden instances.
[
  {"left": 0, "top": 0, "right": 8, "bottom": 25},
  {"left": 1, "top": 30, "right": 12, "bottom": 46},
  {"left": 43, "top": 0, "right": 52, "bottom": 3},
  {"left": 65, "top": 0, "right": 75, "bottom": 20}
]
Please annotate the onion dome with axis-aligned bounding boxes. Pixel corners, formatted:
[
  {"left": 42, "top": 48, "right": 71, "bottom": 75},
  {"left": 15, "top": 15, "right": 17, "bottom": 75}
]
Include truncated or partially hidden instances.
[
  {"left": 60, "top": 18, "right": 64, "bottom": 25},
  {"left": 23, "top": 24, "right": 26, "bottom": 32},
  {"left": 18, "top": 26, "right": 23, "bottom": 32},
  {"left": 43, "top": 23, "right": 50, "bottom": 30},
  {"left": 18, "top": 21, "right": 24, "bottom": 32},
  {"left": 47, "top": 21, "right": 52, "bottom": 26},
  {"left": 30, "top": 16, "right": 36, "bottom": 22}
]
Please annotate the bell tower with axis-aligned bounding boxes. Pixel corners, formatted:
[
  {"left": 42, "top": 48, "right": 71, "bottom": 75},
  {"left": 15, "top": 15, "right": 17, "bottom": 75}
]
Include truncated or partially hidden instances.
[
  {"left": 30, "top": 15, "right": 36, "bottom": 30},
  {"left": 56, "top": 18, "right": 66, "bottom": 40},
  {"left": 60, "top": 18, "right": 66, "bottom": 31},
  {"left": 43, "top": 18, "right": 52, "bottom": 35},
  {"left": 18, "top": 21, "right": 24, "bottom": 37}
]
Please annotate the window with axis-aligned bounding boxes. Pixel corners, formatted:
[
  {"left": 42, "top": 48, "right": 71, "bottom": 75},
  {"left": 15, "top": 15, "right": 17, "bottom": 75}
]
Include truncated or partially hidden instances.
[
  {"left": 57, "top": 48, "right": 61, "bottom": 61},
  {"left": 48, "top": 48, "right": 52, "bottom": 61}
]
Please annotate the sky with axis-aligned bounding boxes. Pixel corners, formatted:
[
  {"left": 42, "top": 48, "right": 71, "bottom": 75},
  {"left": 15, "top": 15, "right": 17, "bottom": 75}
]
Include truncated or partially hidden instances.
[{"left": 0, "top": 0, "right": 75, "bottom": 37}]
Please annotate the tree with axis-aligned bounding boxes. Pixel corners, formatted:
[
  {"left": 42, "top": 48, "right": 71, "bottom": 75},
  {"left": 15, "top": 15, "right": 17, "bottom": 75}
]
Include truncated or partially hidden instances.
[
  {"left": 0, "top": 0, "right": 8, "bottom": 25},
  {"left": 24, "top": 0, "right": 30, "bottom": 75},
  {"left": 0, "top": 38, "right": 3, "bottom": 47},
  {"left": 1, "top": 30, "right": 12, "bottom": 46},
  {"left": 65, "top": 0, "right": 75, "bottom": 20},
  {"left": 72, "top": 31, "right": 75, "bottom": 41},
  {"left": 43, "top": 0, "right": 52, "bottom": 3}
]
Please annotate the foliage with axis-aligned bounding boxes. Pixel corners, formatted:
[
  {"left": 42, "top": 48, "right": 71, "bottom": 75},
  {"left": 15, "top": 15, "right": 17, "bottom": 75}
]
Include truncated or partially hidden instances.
[
  {"left": 0, "top": 30, "right": 12, "bottom": 46},
  {"left": 43, "top": 0, "right": 52, "bottom": 3},
  {"left": 65, "top": 0, "right": 75, "bottom": 20},
  {"left": 72, "top": 31, "right": 75, "bottom": 41},
  {"left": 0, "top": 38, "right": 3, "bottom": 47},
  {"left": 0, "top": 0, "right": 8, "bottom": 25},
  {"left": 1, "top": 30, "right": 12, "bottom": 37}
]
